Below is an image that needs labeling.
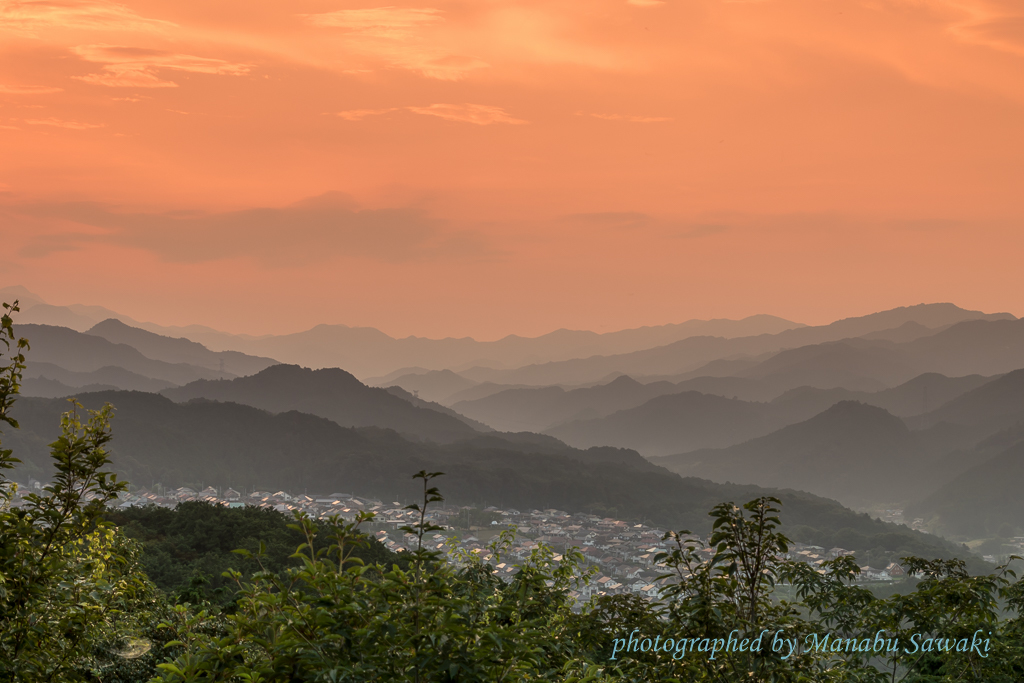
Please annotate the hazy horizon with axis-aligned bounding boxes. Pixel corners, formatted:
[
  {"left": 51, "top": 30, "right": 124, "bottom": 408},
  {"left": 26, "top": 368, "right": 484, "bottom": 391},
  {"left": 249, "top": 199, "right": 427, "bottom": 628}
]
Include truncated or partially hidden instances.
[{"left": 5, "top": 284, "right": 1021, "bottom": 342}]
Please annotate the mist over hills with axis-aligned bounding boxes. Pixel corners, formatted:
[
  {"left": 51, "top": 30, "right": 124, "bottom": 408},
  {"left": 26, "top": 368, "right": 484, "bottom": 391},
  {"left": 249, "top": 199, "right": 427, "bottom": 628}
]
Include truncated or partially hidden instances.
[
  {"left": 908, "top": 438, "right": 1024, "bottom": 540},
  {"left": 3, "top": 286, "right": 808, "bottom": 379},
  {"left": 646, "top": 372, "right": 1024, "bottom": 519},
  {"left": 369, "top": 368, "right": 479, "bottom": 403},
  {"left": 508, "top": 371, "right": 988, "bottom": 457},
  {"left": 456, "top": 305, "right": 1017, "bottom": 387},
  {"left": 6, "top": 286, "right": 1024, "bottom": 550},
  {"left": 21, "top": 362, "right": 176, "bottom": 396},
  {"left": 908, "top": 368, "right": 1024, "bottom": 434},
  {"left": 158, "top": 314, "right": 806, "bottom": 378},
  {"left": 651, "top": 402, "right": 937, "bottom": 508},
  {"left": 547, "top": 391, "right": 780, "bottom": 456},
  {"left": 451, "top": 375, "right": 680, "bottom": 433},
  {"left": 765, "top": 372, "right": 993, "bottom": 421},
  {"left": 161, "top": 364, "right": 486, "bottom": 444},
  {"left": 4, "top": 390, "right": 968, "bottom": 564},
  {"left": 382, "top": 385, "right": 494, "bottom": 433},
  {"left": 14, "top": 324, "right": 237, "bottom": 387},
  {"left": 86, "top": 319, "right": 278, "bottom": 377}
]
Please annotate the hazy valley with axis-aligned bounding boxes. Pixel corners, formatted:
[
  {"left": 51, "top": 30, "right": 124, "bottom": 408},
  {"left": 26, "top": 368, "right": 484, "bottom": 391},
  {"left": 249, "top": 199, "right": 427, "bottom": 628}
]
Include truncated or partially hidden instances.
[{"left": 4, "top": 285, "right": 1024, "bottom": 556}]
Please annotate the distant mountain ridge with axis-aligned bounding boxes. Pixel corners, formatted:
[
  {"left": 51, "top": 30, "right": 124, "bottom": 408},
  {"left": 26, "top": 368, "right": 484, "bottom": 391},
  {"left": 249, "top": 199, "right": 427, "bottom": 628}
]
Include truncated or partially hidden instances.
[
  {"left": 4, "top": 285, "right": 807, "bottom": 378},
  {"left": 13, "top": 324, "right": 236, "bottom": 387},
  {"left": 86, "top": 319, "right": 278, "bottom": 377},
  {"left": 170, "top": 315, "right": 806, "bottom": 379},
  {"left": 457, "top": 305, "right": 1016, "bottom": 386},
  {"left": 470, "top": 371, "right": 992, "bottom": 456}
]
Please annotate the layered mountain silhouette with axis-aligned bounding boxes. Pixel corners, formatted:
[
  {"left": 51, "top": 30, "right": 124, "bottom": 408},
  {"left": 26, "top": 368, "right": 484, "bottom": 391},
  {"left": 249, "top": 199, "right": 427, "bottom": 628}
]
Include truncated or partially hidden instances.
[
  {"left": 7, "top": 286, "right": 1024, "bottom": 552},
  {"left": 369, "top": 368, "right": 479, "bottom": 404},
  {"left": 5, "top": 390, "right": 964, "bottom": 561},
  {"left": 3, "top": 286, "right": 807, "bottom": 378},
  {"left": 769, "top": 372, "right": 993, "bottom": 421},
  {"left": 14, "top": 324, "right": 235, "bottom": 387},
  {"left": 86, "top": 319, "right": 278, "bottom": 377},
  {"left": 167, "top": 314, "right": 806, "bottom": 378},
  {"left": 545, "top": 391, "right": 783, "bottom": 455},
  {"left": 161, "top": 364, "right": 485, "bottom": 443},
  {"left": 451, "top": 375, "right": 681, "bottom": 433},
  {"left": 21, "top": 362, "right": 176, "bottom": 395},
  {"left": 650, "top": 402, "right": 937, "bottom": 508},
  {"left": 461, "top": 306, "right": 1017, "bottom": 387},
  {"left": 539, "top": 371, "right": 994, "bottom": 457},
  {"left": 908, "top": 369, "right": 1024, "bottom": 434},
  {"left": 382, "top": 385, "right": 494, "bottom": 432}
]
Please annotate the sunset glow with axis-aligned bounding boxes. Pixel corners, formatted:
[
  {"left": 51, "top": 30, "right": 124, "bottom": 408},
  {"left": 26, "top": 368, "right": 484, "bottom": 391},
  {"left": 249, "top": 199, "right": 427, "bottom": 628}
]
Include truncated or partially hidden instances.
[{"left": 2, "top": 0, "right": 1023, "bottom": 337}]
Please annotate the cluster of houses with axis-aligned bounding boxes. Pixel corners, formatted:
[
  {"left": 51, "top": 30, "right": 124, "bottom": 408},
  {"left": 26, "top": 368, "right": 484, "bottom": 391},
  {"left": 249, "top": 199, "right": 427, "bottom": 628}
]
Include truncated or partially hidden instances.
[{"left": 7, "top": 480, "right": 907, "bottom": 599}]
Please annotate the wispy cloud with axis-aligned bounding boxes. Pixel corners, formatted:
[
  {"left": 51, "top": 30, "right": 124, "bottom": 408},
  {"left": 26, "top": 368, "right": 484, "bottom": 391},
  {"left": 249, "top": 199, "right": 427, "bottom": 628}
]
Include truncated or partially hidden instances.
[
  {"left": 24, "top": 117, "right": 103, "bottom": 129},
  {"left": 72, "top": 44, "right": 251, "bottom": 88},
  {"left": 0, "top": 0, "right": 175, "bottom": 34},
  {"left": 302, "top": 6, "right": 487, "bottom": 80},
  {"left": 304, "top": 7, "right": 443, "bottom": 39},
  {"left": 333, "top": 104, "right": 526, "bottom": 124},
  {"left": 950, "top": 3, "right": 1024, "bottom": 57},
  {"left": 0, "top": 83, "right": 63, "bottom": 94},
  {"left": 4, "top": 194, "right": 496, "bottom": 265},
  {"left": 587, "top": 113, "right": 672, "bottom": 123},
  {"left": 335, "top": 107, "right": 399, "bottom": 121},
  {"left": 407, "top": 103, "right": 527, "bottom": 125}
]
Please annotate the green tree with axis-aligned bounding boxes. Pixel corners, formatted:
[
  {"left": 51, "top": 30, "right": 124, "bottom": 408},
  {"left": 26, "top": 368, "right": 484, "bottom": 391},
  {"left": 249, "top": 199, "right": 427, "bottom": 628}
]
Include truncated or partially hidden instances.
[{"left": 0, "top": 301, "right": 163, "bottom": 682}]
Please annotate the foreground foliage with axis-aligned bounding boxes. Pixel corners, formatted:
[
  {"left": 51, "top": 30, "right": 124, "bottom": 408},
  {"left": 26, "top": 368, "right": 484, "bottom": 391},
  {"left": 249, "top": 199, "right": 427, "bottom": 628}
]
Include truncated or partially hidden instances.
[{"left": 105, "top": 500, "right": 405, "bottom": 607}]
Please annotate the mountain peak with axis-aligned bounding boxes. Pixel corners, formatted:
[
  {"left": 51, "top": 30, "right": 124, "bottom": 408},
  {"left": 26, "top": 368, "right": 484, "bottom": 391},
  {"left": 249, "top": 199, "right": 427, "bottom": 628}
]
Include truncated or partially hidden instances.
[
  {"left": 806, "top": 400, "right": 908, "bottom": 434},
  {"left": 88, "top": 318, "right": 133, "bottom": 333}
]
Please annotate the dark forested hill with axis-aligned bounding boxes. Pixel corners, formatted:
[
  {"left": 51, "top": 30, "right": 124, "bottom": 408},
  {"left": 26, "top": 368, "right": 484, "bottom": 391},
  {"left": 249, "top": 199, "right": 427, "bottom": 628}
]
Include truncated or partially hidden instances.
[
  {"left": 161, "top": 364, "right": 485, "bottom": 443},
  {"left": 5, "top": 391, "right": 962, "bottom": 562},
  {"left": 105, "top": 502, "right": 403, "bottom": 604}
]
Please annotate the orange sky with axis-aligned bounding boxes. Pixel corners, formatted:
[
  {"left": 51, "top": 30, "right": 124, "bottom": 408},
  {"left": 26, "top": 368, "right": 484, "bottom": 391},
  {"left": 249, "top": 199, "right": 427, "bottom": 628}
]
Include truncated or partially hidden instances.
[{"left": 1, "top": 0, "right": 1023, "bottom": 339}]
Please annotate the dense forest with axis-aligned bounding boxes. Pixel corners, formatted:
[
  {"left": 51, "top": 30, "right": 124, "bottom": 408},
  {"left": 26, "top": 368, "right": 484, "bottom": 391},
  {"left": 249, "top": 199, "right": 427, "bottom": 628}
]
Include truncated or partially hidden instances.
[{"left": 104, "top": 502, "right": 406, "bottom": 607}]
